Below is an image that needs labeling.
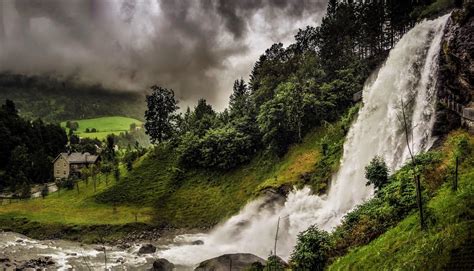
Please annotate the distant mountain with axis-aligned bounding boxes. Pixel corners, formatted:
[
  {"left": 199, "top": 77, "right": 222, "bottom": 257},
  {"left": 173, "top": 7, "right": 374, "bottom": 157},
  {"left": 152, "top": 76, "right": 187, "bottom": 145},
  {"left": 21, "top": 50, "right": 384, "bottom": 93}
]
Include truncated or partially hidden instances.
[{"left": 0, "top": 73, "right": 146, "bottom": 123}]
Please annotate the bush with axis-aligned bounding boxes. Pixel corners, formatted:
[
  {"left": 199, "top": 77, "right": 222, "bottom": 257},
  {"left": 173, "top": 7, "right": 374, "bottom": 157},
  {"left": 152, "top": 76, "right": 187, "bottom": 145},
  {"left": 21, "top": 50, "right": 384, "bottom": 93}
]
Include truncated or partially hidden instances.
[
  {"left": 178, "top": 127, "right": 255, "bottom": 170},
  {"left": 265, "top": 255, "right": 285, "bottom": 271},
  {"left": 365, "top": 156, "right": 389, "bottom": 192},
  {"left": 60, "top": 176, "right": 76, "bottom": 190},
  {"left": 19, "top": 182, "right": 31, "bottom": 199},
  {"left": 290, "top": 225, "right": 331, "bottom": 271}
]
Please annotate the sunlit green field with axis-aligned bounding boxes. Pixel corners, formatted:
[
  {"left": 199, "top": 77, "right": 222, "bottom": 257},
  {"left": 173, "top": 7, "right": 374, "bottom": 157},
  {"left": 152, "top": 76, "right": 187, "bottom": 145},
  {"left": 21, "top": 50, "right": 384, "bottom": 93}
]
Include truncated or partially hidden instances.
[{"left": 61, "top": 116, "right": 142, "bottom": 140}]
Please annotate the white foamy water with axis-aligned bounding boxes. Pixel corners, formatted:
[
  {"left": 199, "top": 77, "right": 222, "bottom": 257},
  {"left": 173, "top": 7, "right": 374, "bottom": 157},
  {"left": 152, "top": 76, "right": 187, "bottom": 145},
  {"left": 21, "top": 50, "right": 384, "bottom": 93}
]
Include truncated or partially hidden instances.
[{"left": 158, "top": 14, "right": 450, "bottom": 267}]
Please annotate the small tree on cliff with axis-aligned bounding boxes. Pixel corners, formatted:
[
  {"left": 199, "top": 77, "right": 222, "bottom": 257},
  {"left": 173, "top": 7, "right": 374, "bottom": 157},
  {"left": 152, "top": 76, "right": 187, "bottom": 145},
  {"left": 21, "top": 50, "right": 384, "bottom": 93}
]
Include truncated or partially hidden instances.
[{"left": 144, "top": 85, "right": 179, "bottom": 144}]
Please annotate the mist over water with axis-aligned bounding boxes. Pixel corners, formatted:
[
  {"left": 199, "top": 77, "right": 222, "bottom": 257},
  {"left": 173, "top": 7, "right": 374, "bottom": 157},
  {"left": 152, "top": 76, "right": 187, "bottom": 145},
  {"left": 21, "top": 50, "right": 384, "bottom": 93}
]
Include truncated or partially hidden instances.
[{"left": 158, "top": 14, "right": 450, "bottom": 267}]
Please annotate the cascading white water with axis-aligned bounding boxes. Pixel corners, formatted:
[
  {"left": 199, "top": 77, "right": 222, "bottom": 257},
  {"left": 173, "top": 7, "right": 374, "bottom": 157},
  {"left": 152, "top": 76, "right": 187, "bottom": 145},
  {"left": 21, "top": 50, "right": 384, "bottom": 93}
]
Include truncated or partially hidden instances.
[{"left": 158, "top": 14, "right": 450, "bottom": 267}]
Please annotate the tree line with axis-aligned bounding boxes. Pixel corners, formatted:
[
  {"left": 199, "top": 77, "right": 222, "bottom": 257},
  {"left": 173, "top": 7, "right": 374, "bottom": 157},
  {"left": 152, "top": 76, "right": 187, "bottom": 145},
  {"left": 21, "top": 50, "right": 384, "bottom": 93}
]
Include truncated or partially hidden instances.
[
  {"left": 144, "top": 0, "right": 434, "bottom": 170},
  {"left": 0, "top": 100, "right": 67, "bottom": 192}
]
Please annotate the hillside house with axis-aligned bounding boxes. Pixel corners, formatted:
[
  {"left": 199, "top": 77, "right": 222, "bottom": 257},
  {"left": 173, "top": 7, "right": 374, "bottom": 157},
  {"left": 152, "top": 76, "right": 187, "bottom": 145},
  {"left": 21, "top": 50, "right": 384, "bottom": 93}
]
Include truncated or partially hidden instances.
[{"left": 52, "top": 152, "right": 99, "bottom": 180}]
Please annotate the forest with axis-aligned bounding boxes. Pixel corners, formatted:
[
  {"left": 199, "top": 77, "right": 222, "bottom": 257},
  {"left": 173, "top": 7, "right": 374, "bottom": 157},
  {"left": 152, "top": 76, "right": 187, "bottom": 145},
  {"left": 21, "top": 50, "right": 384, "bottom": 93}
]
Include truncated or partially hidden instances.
[
  {"left": 144, "top": 0, "right": 447, "bottom": 170},
  {"left": 0, "top": 100, "right": 67, "bottom": 192}
]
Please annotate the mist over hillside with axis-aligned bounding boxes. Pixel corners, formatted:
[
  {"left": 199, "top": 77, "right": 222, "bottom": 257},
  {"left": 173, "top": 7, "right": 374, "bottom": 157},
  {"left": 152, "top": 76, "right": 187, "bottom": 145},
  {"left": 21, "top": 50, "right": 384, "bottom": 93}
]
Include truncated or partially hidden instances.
[
  {"left": 0, "top": 72, "right": 146, "bottom": 122},
  {"left": 0, "top": 0, "right": 327, "bottom": 110}
]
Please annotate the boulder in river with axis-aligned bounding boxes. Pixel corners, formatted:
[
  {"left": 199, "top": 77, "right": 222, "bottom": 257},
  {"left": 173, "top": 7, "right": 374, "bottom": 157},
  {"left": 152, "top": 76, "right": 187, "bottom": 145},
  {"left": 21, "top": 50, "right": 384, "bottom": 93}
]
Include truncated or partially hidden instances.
[
  {"left": 192, "top": 240, "right": 204, "bottom": 245},
  {"left": 195, "top": 253, "right": 266, "bottom": 271},
  {"left": 149, "top": 258, "right": 175, "bottom": 271},
  {"left": 138, "top": 244, "right": 157, "bottom": 255}
]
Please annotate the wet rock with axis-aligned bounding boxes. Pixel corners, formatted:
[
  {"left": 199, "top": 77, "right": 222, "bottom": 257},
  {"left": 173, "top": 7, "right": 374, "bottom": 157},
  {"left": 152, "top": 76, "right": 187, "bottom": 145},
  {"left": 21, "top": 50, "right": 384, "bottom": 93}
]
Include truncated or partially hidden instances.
[
  {"left": 118, "top": 243, "right": 132, "bottom": 250},
  {"left": 15, "top": 239, "right": 24, "bottom": 243},
  {"left": 16, "top": 257, "right": 55, "bottom": 269},
  {"left": 149, "top": 258, "right": 175, "bottom": 271},
  {"left": 116, "top": 257, "right": 125, "bottom": 264},
  {"left": 192, "top": 240, "right": 204, "bottom": 245},
  {"left": 195, "top": 253, "right": 266, "bottom": 271},
  {"left": 138, "top": 244, "right": 156, "bottom": 255}
]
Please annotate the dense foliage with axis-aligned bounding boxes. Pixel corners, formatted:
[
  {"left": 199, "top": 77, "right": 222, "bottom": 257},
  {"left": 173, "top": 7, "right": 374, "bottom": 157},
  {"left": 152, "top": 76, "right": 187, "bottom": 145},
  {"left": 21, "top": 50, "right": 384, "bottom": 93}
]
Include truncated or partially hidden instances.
[
  {"left": 364, "top": 156, "right": 389, "bottom": 192},
  {"left": 144, "top": 86, "right": 179, "bottom": 144},
  {"left": 0, "top": 100, "right": 67, "bottom": 191},
  {"left": 291, "top": 131, "right": 473, "bottom": 269},
  {"left": 290, "top": 225, "right": 331, "bottom": 270},
  {"left": 142, "top": 0, "right": 437, "bottom": 172}
]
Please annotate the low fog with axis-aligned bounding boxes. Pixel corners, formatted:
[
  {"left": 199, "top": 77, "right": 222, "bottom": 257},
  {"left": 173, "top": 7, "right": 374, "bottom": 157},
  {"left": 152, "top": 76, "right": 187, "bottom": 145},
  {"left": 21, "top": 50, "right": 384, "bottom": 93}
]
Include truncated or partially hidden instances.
[{"left": 0, "top": 0, "right": 327, "bottom": 110}]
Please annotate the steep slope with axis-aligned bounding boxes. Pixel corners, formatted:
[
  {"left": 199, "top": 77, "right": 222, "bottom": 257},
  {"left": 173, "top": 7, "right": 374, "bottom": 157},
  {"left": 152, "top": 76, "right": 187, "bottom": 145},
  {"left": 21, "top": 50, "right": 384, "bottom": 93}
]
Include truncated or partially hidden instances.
[
  {"left": 95, "top": 112, "right": 354, "bottom": 228},
  {"left": 328, "top": 132, "right": 473, "bottom": 270}
]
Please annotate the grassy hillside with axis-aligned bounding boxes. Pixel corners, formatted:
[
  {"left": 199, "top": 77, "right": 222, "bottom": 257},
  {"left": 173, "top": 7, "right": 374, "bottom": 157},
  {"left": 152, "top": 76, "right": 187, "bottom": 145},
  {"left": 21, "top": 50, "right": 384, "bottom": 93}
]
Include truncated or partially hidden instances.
[
  {"left": 0, "top": 172, "right": 152, "bottom": 225},
  {"left": 61, "top": 116, "right": 142, "bottom": 140},
  {"left": 95, "top": 118, "right": 348, "bottom": 228},
  {"left": 0, "top": 110, "right": 351, "bottom": 240},
  {"left": 328, "top": 131, "right": 474, "bottom": 270},
  {"left": 0, "top": 168, "right": 153, "bottom": 242}
]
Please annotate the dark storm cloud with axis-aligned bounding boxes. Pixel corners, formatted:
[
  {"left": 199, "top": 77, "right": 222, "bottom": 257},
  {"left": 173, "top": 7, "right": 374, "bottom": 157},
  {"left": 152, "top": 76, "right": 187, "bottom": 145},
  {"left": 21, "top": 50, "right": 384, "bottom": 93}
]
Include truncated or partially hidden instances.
[{"left": 0, "top": 0, "right": 327, "bottom": 109}]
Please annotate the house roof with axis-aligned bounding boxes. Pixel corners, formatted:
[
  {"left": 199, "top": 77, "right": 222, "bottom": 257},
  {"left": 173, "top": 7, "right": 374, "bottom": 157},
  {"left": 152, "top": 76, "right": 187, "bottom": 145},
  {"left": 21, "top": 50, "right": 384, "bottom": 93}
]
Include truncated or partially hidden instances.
[{"left": 53, "top": 152, "right": 99, "bottom": 164}]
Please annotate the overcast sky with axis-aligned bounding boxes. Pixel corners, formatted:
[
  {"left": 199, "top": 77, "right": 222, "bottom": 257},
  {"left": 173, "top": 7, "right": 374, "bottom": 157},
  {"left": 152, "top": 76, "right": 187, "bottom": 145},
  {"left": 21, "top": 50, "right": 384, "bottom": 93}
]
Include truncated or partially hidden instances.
[{"left": 0, "top": 0, "right": 328, "bottom": 110}]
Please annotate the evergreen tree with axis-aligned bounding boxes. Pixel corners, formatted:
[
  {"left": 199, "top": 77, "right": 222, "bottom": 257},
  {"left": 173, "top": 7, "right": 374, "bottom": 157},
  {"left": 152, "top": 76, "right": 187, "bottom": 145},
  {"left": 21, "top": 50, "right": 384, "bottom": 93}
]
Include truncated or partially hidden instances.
[{"left": 229, "top": 78, "right": 250, "bottom": 119}]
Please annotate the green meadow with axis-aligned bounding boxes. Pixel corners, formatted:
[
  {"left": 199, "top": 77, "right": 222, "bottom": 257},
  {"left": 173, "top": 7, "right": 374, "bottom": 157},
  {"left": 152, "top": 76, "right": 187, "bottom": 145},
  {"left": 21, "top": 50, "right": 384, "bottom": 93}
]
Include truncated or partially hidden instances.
[{"left": 61, "top": 116, "right": 142, "bottom": 140}]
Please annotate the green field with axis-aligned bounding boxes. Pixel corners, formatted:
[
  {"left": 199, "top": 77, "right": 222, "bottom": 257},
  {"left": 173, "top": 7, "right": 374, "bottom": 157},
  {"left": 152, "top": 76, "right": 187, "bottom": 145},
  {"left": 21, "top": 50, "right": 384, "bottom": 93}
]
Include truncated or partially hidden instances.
[
  {"left": 0, "top": 169, "right": 152, "bottom": 225},
  {"left": 61, "top": 116, "right": 142, "bottom": 139}
]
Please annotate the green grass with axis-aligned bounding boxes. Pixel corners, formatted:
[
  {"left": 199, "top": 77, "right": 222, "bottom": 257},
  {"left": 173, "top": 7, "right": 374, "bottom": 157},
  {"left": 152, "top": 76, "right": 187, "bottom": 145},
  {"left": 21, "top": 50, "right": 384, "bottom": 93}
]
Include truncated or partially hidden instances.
[
  {"left": 0, "top": 172, "right": 152, "bottom": 225},
  {"left": 328, "top": 132, "right": 474, "bottom": 270},
  {"left": 61, "top": 116, "right": 142, "bottom": 139}
]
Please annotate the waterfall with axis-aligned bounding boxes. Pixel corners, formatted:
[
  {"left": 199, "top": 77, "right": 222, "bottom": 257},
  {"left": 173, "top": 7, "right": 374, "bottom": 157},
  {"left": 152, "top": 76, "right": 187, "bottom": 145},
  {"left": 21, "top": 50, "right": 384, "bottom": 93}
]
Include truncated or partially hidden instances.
[{"left": 158, "top": 14, "right": 450, "bottom": 267}]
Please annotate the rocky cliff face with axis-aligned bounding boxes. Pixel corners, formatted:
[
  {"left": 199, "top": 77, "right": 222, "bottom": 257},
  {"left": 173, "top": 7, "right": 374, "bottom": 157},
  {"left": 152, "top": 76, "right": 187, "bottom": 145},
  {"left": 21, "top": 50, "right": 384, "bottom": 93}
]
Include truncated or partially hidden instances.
[{"left": 434, "top": 6, "right": 473, "bottom": 136}]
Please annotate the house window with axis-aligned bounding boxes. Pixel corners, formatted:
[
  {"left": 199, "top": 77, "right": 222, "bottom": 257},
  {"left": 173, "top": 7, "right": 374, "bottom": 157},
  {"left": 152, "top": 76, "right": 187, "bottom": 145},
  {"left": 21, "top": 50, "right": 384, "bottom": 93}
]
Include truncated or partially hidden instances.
[{"left": 64, "top": 171, "right": 66, "bottom": 175}]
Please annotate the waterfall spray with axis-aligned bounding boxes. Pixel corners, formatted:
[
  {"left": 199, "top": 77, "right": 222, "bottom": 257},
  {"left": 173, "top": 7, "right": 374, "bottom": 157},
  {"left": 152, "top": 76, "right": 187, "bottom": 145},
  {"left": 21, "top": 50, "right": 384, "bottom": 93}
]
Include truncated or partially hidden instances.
[{"left": 158, "top": 14, "right": 451, "bottom": 267}]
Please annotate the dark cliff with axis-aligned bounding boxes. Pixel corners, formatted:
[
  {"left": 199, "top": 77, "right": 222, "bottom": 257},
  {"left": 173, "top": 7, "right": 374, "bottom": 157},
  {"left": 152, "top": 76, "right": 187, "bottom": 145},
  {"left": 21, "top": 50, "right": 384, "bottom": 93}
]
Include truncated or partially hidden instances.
[{"left": 434, "top": 5, "right": 474, "bottom": 136}]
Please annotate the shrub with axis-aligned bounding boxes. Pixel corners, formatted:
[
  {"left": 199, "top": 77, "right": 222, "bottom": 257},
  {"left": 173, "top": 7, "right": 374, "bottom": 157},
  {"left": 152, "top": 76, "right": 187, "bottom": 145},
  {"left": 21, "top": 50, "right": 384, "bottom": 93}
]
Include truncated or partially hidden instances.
[
  {"left": 365, "top": 155, "right": 389, "bottom": 192},
  {"left": 290, "top": 225, "right": 331, "bottom": 271},
  {"left": 178, "top": 127, "right": 255, "bottom": 170}
]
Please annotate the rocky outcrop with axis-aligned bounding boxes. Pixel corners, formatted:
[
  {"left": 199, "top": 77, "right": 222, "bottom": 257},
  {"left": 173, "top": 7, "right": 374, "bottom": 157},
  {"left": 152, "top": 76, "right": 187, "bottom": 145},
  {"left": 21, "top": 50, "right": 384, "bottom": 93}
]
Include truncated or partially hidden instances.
[
  {"left": 0, "top": 256, "right": 55, "bottom": 270},
  {"left": 149, "top": 258, "right": 175, "bottom": 271},
  {"left": 138, "top": 244, "right": 157, "bottom": 255},
  {"left": 195, "top": 253, "right": 266, "bottom": 271},
  {"left": 434, "top": 6, "right": 474, "bottom": 135}
]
